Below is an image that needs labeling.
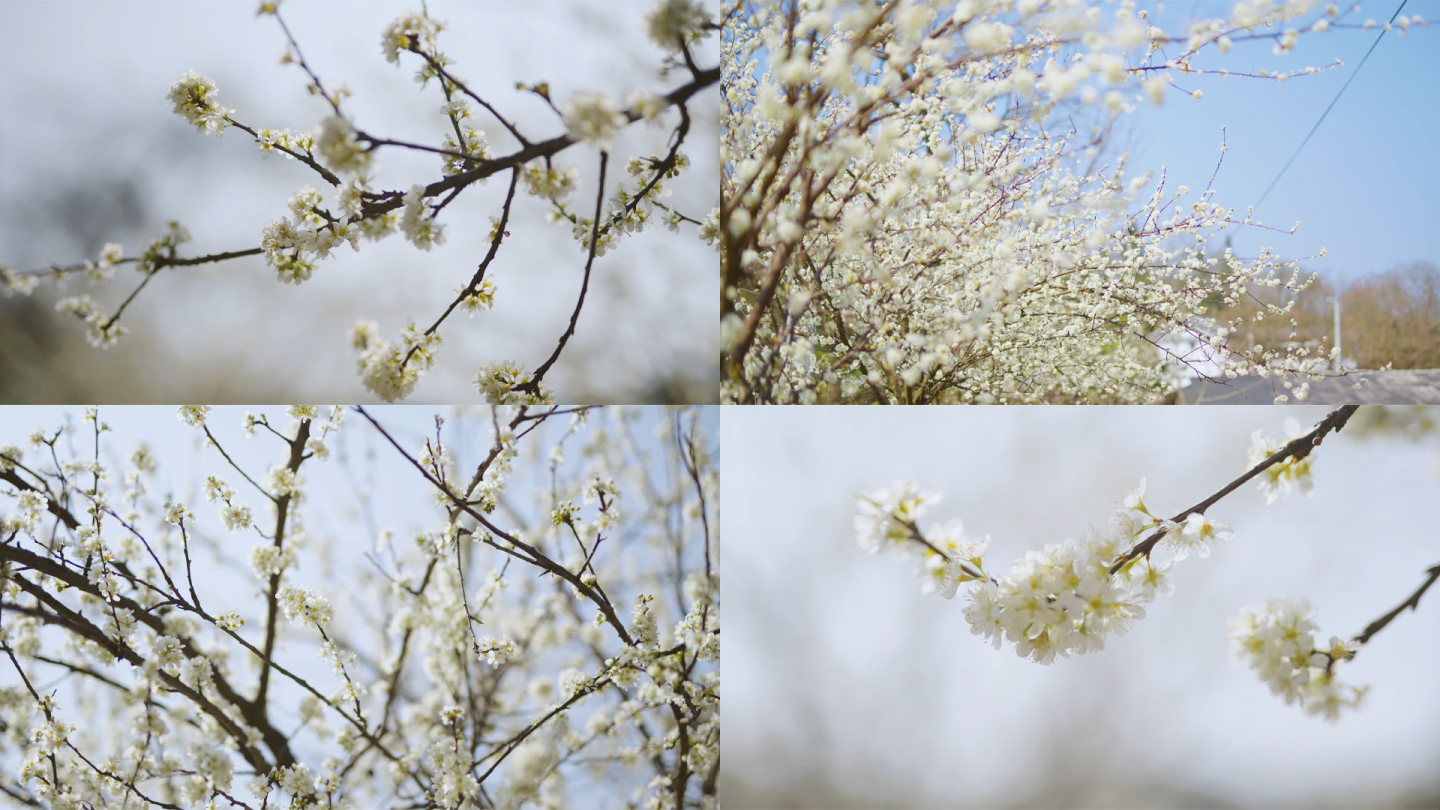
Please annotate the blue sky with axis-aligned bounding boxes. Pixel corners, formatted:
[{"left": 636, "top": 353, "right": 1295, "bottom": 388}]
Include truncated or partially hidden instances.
[{"left": 1124, "top": 1, "right": 1439, "bottom": 283}]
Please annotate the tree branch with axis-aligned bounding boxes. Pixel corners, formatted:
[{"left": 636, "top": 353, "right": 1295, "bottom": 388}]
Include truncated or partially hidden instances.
[{"left": 1109, "top": 405, "right": 1360, "bottom": 575}]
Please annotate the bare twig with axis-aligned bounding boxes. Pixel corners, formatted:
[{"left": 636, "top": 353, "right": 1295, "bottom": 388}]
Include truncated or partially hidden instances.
[
  {"left": 1109, "top": 405, "right": 1360, "bottom": 575},
  {"left": 1355, "top": 562, "right": 1440, "bottom": 646}
]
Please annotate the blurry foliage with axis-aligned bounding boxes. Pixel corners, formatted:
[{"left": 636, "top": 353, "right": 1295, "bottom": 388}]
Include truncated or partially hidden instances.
[
  {"left": 1348, "top": 405, "right": 1440, "bottom": 440},
  {"left": 1206, "top": 261, "right": 1440, "bottom": 370}
]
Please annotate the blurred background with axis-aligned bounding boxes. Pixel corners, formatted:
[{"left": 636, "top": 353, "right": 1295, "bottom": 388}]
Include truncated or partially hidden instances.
[
  {"left": 723, "top": 406, "right": 1440, "bottom": 808},
  {"left": 0, "top": 0, "right": 719, "bottom": 403}
]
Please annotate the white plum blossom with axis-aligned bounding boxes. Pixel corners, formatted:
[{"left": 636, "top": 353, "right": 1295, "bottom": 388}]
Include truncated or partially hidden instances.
[
  {"left": 266, "top": 464, "right": 302, "bottom": 498},
  {"left": 166, "top": 70, "right": 233, "bottom": 136},
  {"left": 563, "top": 92, "right": 628, "bottom": 151},
  {"left": 1, "top": 265, "right": 40, "bottom": 297},
  {"left": 177, "top": 405, "right": 211, "bottom": 428},
  {"left": 1249, "top": 418, "right": 1316, "bottom": 503},
  {"left": 316, "top": 114, "right": 370, "bottom": 175},
  {"left": 179, "top": 655, "right": 214, "bottom": 692},
  {"left": 0, "top": 444, "right": 23, "bottom": 471},
  {"left": 458, "top": 279, "right": 497, "bottom": 316},
  {"left": 918, "top": 519, "right": 988, "bottom": 599},
  {"left": 305, "top": 436, "right": 329, "bottom": 460},
  {"left": 187, "top": 742, "right": 235, "bottom": 797},
  {"left": 150, "top": 635, "right": 185, "bottom": 674},
  {"left": 380, "top": 10, "right": 442, "bottom": 64},
  {"left": 399, "top": 184, "right": 445, "bottom": 250},
  {"left": 54, "top": 295, "right": 126, "bottom": 348},
  {"left": 221, "top": 503, "right": 254, "bottom": 532},
  {"left": 476, "top": 635, "right": 517, "bottom": 666},
  {"left": 521, "top": 159, "right": 580, "bottom": 202},
  {"left": 1228, "top": 598, "right": 1366, "bottom": 721},
  {"left": 250, "top": 543, "right": 297, "bottom": 578},
  {"left": 277, "top": 585, "right": 334, "bottom": 626},
  {"left": 473, "top": 360, "right": 553, "bottom": 406},
  {"left": 350, "top": 320, "right": 442, "bottom": 402},
  {"left": 854, "top": 480, "right": 940, "bottom": 555},
  {"left": 724, "top": 0, "right": 1357, "bottom": 403},
  {"left": 1163, "top": 512, "right": 1233, "bottom": 561},
  {"left": 260, "top": 185, "right": 362, "bottom": 285},
  {"left": 644, "top": 0, "right": 711, "bottom": 52}
]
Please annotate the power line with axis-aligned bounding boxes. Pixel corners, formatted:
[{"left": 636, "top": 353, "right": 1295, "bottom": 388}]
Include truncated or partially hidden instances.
[{"left": 1243, "top": 0, "right": 1408, "bottom": 218}]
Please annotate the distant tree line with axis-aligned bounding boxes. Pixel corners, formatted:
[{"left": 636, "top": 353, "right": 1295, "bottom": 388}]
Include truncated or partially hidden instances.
[{"left": 1206, "top": 261, "right": 1440, "bottom": 371}]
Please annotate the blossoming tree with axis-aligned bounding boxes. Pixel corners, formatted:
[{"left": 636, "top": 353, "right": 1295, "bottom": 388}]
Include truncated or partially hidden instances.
[
  {"left": 855, "top": 404, "right": 1437, "bottom": 721},
  {"left": 721, "top": 0, "right": 1427, "bottom": 403},
  {"left": 0, "top": 405, "right": 718, "bottom": 808},
  {"left": 0, "top": 0, "right": 719, "bottom": 404}
]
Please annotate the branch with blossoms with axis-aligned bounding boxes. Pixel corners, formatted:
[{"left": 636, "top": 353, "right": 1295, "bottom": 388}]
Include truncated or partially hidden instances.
[
  {"left": 0, "top": 404, "right": 718, "bottom": 808},
  {"left": 854, "top": 405, "right": 1435, "bottom": 722},
  {"left": 0, "top": 0, "right": 720, "bottom": 403},
  {"left": 721, "top": 0, "right": 1427, "bottom": 403}
]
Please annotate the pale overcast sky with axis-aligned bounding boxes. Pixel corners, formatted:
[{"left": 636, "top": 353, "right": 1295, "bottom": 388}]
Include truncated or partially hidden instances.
[
  {"left": 725, "top": 406, "right": 1440, "bottom": 808},
  {"left": 0, "top": 1, "right": 719, "bottom": 403}
]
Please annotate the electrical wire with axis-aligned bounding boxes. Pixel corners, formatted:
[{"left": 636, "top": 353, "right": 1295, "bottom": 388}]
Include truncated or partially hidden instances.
[{"left": 1243, "top": 0, "right": 1408, "bottom": 218}]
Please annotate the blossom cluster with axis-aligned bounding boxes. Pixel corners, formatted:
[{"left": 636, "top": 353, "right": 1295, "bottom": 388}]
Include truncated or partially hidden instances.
[
  {"left": 1248, "top": 417, "right": 1317, "bottom": 503},
  {"left": 1228, "top": 598, "right": 1366, "bottom": 721},
  {"left": 166, "top": 69, "right": 233, "bottom": 136},
  {"left": 859, "top": 477, "right": 1192, "bottom": 663},
  {"left": 857, "top": 411, "right": 1390, "bottom": 721},
  {"left": 52, "top": 294, "right": 126, "bottom": 348},
  {"left": 563, "top": 92, "right": 630, "bottom": 151},
  {"left": 645, "top": 0, "right": 712, "bottom": 52},
  {"left": 278, "top": 584, "right": 335, "bottom": 626},
  {"left": 201, "top": 473, "right": 254, "bottom": 532},
  {"left": 316, "top": 114, "right": 371, "bottom": 175},
  {"left": 350, "top": 320, "right": 443, "bottom": 402},
  {"left": 472, "top": 360, "right": 553, "bottom": 406},
  {"left": 259, "top": 186, "right": 364, "bottom": 284},
  {"left": 399, "top": 184, "right": 446, "bottom": 250}
]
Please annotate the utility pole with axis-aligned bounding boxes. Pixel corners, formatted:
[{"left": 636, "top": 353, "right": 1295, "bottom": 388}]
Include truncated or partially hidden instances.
[{"left": 1333, "top": 294, "right": 1342, "bottom": 371}]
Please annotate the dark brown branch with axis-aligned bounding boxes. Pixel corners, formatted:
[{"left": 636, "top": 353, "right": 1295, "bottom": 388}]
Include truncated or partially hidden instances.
[
  {"left": 2, "top": 571, "right": 274, "bottom": 774},
  {"left": 411, "top": 48, "right": 531, "bottom": 148},
  {"left": 255, "top": 419, "right": 312, "bottom": 711},
  {"left": 202, "top": 425, "right": 276, "bottom": 503},
  {"left": 1355, "top": 562, "right": 1440, "bottom": 646},
  {"left": 353, "top": 406, "right": 634, "bottom": 646},
  {"left": 390, "top": 67, "right": 719, "bottom": 213},
  {"left": 474, "top": 677, "right": 610, "bottom": 783},
  {"left": 1109, "top": 405, "right": 1360, "bottom": 575},
  {"left": 0, "top": 471, "right": 80, "bottom": 531},
  {"left": 228, "top": 119, "right": 341, "bottom": 186},
  {"left": 398, "top": 167, "right": 522, "bottom": 372},
  {"left": 520, "top": 151, "right": 608, "bottom": 394}
]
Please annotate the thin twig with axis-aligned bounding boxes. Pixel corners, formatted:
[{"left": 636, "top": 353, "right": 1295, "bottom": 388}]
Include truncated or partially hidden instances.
[
  {"left": 1355, "top": 562, "right": 1440, "bottom": 646},
  {"left": 1109, "top": 405, "right": 1360, "bottom": 575},
  {"left": 520, "top": 151, "right": 608, "bottom": 394}
]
